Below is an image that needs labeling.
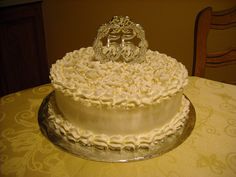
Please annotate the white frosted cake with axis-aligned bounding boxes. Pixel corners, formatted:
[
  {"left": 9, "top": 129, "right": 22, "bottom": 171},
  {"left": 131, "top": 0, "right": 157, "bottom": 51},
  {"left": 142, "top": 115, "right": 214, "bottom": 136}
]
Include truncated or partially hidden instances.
[{"left": 48, "top": 16, "right": 190, "bottom": 151}]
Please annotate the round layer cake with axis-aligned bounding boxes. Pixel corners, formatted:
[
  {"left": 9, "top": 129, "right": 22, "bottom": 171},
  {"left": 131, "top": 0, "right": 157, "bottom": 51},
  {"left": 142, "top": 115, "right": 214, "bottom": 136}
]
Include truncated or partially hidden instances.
[{"left": 48, "top": 47, "right": 190, "bottom": 151}]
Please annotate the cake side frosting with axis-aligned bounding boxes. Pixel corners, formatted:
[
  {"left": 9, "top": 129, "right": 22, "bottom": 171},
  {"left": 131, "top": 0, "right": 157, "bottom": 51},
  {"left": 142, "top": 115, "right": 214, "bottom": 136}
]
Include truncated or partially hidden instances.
[
  {"left": 55, "top": 90, "right": 183, "bottom": 136},
  {"left": 50, "top": 47, "right": 188, "bottom": 108},
  {"left": 47, "top": 94, "right": 190, "bottom": 150}
]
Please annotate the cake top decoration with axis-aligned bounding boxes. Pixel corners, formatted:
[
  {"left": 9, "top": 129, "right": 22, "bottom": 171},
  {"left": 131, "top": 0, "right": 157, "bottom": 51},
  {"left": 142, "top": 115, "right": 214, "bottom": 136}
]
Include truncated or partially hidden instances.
[{"left": 93, "top": 16, "right": 148, "bottom": 63}]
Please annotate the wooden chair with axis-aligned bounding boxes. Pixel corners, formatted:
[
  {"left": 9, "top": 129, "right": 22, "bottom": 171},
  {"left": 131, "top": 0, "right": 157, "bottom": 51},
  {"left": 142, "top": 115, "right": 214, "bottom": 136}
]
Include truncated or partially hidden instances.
[{"left": 192, "top": 6, "right": 236, "bottom": 84}]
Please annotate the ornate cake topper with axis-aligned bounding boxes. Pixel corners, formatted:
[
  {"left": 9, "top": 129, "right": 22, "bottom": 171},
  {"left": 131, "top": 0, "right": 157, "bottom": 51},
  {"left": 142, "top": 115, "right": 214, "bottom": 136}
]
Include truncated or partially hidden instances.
[{"left": 93, "top": 16, "right": 148, "bottom": 63}]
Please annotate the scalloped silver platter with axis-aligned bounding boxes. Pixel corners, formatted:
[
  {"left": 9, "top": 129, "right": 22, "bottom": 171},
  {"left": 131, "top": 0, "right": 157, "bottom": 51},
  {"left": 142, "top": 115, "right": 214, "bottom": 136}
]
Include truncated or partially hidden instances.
[{"left": 38, "top": 91, "right": 196, "bottom": 163}]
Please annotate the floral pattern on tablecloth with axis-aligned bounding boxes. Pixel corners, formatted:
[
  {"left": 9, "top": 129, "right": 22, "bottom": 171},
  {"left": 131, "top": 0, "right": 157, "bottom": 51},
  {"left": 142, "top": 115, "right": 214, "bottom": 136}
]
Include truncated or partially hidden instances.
[{"left": 0, "top": 77, "right": 236, "bottom": 177}]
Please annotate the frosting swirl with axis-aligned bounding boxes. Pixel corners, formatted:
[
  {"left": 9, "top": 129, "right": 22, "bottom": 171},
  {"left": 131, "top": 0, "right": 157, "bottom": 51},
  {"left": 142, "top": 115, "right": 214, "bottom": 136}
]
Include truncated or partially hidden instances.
[{"left": 50, "top": 47, "right": 188, "bottom": 108}]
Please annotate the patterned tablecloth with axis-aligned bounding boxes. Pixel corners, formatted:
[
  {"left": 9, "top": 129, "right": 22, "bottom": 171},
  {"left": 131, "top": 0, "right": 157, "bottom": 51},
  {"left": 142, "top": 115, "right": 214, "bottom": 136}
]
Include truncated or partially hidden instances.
[{"left": 0, "top": 76, "right": 236, "bottom": 177}]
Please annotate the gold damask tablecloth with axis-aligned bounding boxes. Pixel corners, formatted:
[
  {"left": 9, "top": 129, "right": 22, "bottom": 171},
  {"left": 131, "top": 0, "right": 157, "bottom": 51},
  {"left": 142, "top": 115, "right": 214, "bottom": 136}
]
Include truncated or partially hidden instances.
[{"left": 0, "top": 77, "right": 236, "bottom": 177}]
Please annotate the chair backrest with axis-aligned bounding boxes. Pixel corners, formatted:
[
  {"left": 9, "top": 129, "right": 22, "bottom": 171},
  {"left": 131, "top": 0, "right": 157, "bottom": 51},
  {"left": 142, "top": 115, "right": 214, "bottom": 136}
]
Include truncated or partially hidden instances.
[{"left": 192, "top": 6, "right": 236, "bottom": 84}]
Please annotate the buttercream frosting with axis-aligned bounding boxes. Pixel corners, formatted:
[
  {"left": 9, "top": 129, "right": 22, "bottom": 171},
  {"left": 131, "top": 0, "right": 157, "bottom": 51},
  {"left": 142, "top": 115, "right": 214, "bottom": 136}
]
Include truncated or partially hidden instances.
[
  {"left": 47, "top": 94, "right": 190, "bottom": 150},
  {"left": 50, "top": 47, "right": 188, "bottom": 108},
  {"left": 49, "top": 46, "right": 190, "bottom": 151}
]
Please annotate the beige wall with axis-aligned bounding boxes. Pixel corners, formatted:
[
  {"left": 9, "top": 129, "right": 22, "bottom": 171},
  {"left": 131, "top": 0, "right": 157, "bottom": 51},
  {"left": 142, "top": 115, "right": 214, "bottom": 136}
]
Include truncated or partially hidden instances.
[{"left": 42, "top": 0, "right": 236, "bottom": 76}]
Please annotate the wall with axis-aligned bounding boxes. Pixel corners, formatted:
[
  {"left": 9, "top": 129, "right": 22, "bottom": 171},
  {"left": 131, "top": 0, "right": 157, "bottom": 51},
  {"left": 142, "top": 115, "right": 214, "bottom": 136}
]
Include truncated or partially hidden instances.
[{"left": 42, "top": 0, "right": 236, "bottom": 76}]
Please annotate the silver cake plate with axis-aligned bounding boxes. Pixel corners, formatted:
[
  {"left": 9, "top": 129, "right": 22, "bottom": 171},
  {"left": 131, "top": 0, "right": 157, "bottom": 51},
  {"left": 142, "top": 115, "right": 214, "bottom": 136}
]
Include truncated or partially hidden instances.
[{"left": 38, "top": 91, "right": 196, "bottom": 163}]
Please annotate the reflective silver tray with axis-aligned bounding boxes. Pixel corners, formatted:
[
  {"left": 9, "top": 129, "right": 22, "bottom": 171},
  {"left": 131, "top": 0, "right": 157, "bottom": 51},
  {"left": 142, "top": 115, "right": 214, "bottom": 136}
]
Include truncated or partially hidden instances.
[{"left": 38, "top": 92, "right": 196, "bottom": 163}]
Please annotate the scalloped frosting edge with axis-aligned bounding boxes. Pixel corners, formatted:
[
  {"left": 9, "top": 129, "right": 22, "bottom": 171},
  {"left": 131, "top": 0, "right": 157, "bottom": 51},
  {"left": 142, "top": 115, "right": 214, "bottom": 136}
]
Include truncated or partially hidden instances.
[{"left": 46, "top": 95, "right": 190, "bottom": 151}]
